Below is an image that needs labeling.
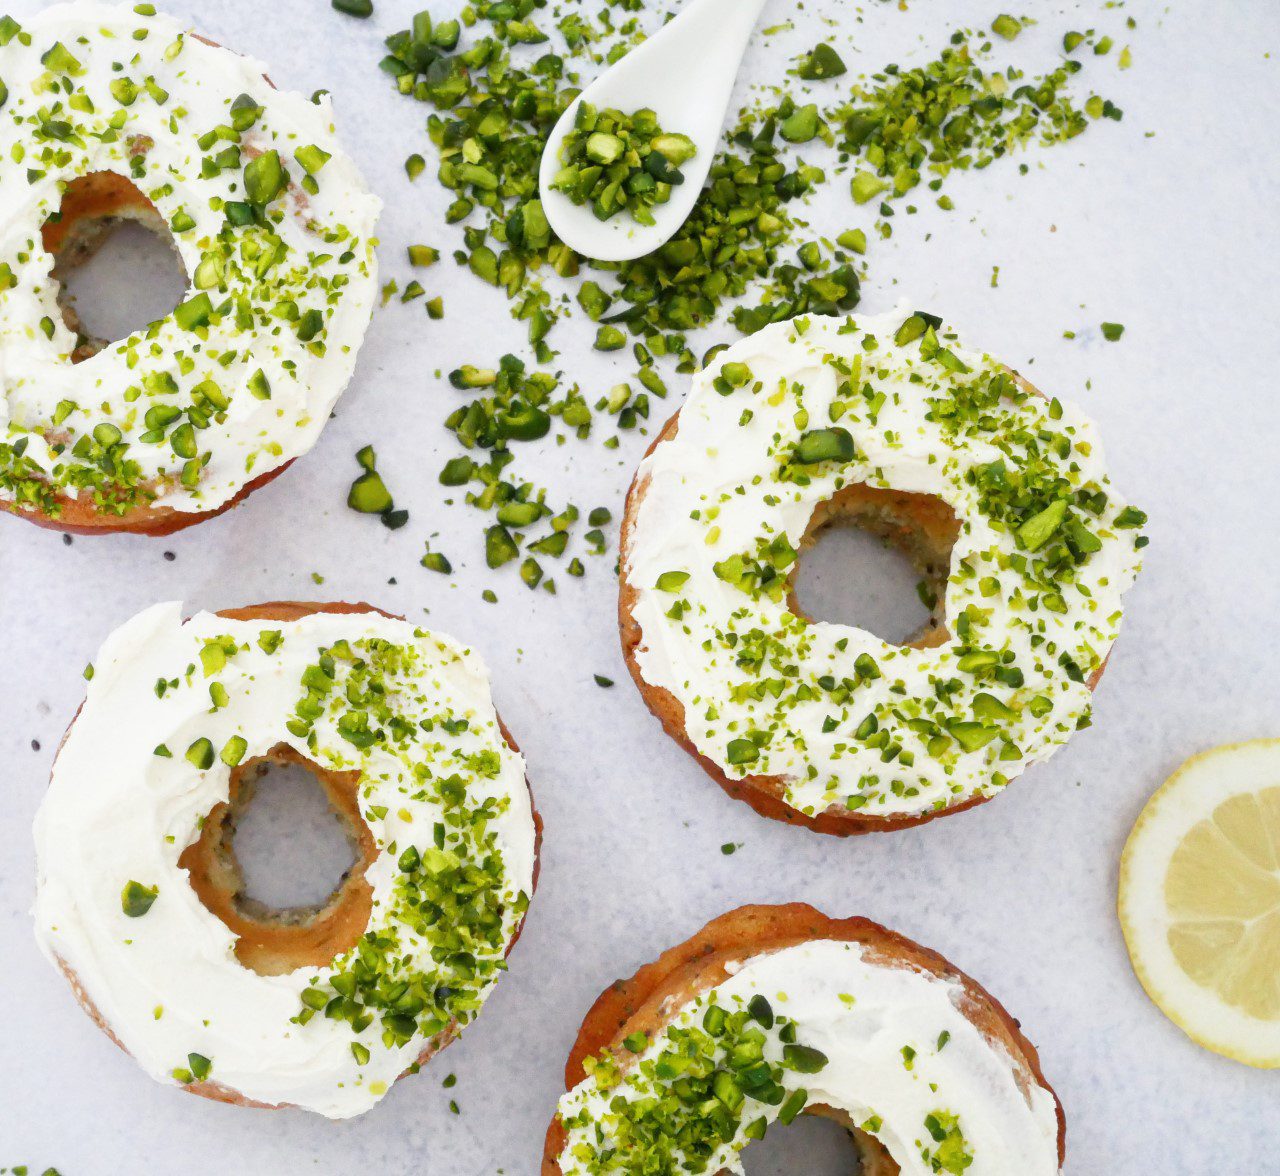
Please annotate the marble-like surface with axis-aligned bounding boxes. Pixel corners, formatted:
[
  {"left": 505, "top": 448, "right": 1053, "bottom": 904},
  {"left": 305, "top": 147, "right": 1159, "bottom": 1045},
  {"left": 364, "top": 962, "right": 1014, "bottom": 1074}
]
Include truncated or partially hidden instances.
[{"left": 2, "top": 0, "right": 1277, "bottom": 1171}]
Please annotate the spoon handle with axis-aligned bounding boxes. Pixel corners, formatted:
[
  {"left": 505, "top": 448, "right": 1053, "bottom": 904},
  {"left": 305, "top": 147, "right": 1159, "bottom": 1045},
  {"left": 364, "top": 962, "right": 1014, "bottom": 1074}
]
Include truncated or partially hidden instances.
[{"left": 653, "top": 0, "right": 771, "bottom": 97}]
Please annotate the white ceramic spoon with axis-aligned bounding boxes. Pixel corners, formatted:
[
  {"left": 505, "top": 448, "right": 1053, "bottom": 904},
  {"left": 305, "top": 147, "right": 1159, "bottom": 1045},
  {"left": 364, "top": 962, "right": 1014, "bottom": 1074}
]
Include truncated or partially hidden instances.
[{"left": 538, "top": 0, "right": 770, "bottom": 263}]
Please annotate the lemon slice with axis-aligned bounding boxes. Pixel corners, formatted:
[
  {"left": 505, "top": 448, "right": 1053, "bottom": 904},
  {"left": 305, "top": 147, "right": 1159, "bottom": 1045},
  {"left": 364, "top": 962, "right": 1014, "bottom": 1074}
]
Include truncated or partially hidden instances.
[{"left": 1119, "top": 739, "right": 1280, "bottom": 1067}]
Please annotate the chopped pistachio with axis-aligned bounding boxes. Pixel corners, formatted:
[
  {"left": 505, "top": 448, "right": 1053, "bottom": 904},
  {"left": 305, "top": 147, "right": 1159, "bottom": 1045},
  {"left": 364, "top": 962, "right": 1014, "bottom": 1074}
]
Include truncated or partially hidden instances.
[
  {"left": 121, "top": 880, "right": 158, "bottom": 917},
  {"left": 796, "top": 42, "right": 847, "bottom": 80},
  {"left": 991, "top": 14, "right": 1023, "bottom": 40},
  {"left": 552, "top": 102, "right": 697, "bottom": 226},
  {"left": 793, "top": 427, "right": 854, "bottom": 464},
  {"left": 421, "top": 549, "right": 452, "bottom": 574},
  {"left": 408, "top": 244, "right": 440, "bottom": 267},
  {"left": 185, "top": 738, "right": 214, "bottom": 770}
]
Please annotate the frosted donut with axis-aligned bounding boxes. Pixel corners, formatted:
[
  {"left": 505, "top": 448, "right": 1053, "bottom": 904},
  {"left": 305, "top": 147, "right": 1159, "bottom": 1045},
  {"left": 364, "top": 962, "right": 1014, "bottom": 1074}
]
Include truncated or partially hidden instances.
[
  {"left": 543, "top": 904, "right": 1064, "bottom": 1175},
  {"left": 0, "top": 3, "right": 380, "bottom": 534},
  {"left": 619, "top": 309, "right": 1146, "bottom": 834},
  {"left": 33, "top": 601, "right": 539, "bottom": 1118}
]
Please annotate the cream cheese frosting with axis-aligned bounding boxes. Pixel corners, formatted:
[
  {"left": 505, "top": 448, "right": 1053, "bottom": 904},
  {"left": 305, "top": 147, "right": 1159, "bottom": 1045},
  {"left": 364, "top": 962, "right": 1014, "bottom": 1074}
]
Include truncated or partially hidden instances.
[
  {"left": 0, "top": 2, "right": 380, "bottom": 520},
  {"left": 555, "top": 940, "right": 1061, "bottom": 1175},
  {"left": 623, "top": 308, "right": 1145, "bottom": 820},
  {"left": 33, "top": 602, "right": 536, "bottom": 1118}
]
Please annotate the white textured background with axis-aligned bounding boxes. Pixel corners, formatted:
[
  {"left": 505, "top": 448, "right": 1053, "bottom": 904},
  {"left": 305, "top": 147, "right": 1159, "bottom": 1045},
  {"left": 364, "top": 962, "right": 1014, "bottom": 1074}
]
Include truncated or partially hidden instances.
[{"left": 2, "top": 0, "right": 1278, "bottom": 1171}]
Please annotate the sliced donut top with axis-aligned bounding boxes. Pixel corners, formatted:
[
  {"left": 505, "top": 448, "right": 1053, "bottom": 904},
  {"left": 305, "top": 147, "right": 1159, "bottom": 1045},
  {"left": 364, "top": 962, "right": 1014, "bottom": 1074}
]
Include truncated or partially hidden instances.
[
  {"left": 553, "top": 939, "right": 1062, "bottom": 1175},
  {"left": 33, "top": 602, "right": 536, "bottom": 1118},
  {"left": 0, "top": 3, "right": 380, "bottom": 523},
  {"left": 622, "top": 308, "right": 1146, "bottom": 821}
]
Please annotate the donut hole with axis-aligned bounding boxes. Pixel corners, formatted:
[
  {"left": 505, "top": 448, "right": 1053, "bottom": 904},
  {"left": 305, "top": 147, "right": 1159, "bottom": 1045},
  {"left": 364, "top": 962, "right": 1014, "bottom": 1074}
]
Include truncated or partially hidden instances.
[
  {"left": 742, "top": 1106, "right": 886, "bottom": 1173},
  {"left": 41, "top": 171, "right": 190, "bottom": 362},
  {"left": 225, "top": 758, "right": 359, "bottom": 911},
  {"left": 790, "top": 484, "right": 960, "bottom": 648},
  {"left": 179, "top": 745, "right": 378, "bottom": 977}
]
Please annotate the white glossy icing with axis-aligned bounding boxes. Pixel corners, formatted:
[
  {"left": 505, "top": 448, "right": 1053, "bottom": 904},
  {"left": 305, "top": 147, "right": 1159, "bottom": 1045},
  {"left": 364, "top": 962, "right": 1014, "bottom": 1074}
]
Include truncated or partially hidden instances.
[
  {"left": 556, "top": 939, "right": 1061, "bottom": 1175},
  {"left": 0, "top": 3, "right": 380, "bottom": 518},
  {"left": 623, "top": 308, "right": 1144, "bottom": 819},
  {"left": 33, "top": 602, "right": 536, "bottom": 1118}
]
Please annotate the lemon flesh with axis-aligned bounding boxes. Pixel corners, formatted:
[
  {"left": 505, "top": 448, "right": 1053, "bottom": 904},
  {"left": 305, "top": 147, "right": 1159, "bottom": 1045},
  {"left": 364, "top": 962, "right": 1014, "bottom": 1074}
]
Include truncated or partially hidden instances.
[{"left": 1119, "top": 740, "right": 1280, "bottom": 1067}]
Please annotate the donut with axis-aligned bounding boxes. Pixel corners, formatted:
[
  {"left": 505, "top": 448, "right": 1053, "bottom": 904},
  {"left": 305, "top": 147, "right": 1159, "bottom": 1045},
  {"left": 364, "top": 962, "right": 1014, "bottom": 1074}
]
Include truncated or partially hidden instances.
[
  {"left": 542, "top": 904, "right": 1064, "bottom": 1175},
  {"left": 0, "top": 3, "right": 380, "bottom": 535},
  {"left": 33, "top": 600, "right": 539, "bottom": 1117},
  {"left": 619, "top": 308, "right": 1145, "bottom": 834}
]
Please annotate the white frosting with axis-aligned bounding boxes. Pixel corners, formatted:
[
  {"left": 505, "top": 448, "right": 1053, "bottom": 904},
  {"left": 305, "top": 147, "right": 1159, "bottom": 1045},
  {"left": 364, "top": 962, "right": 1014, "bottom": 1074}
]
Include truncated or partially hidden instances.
[
  {"left": 624, "top": 308, "right": 1144, "bottom": 819},
  {"left": 33, "top": 603, "right": 536, "bottom": 1118},
  {"left": 557, "top": 939, "right": 1061, "bottom": 1175},
  {"left": 0, "top": 3, "right": 380, "bottom": 518}
]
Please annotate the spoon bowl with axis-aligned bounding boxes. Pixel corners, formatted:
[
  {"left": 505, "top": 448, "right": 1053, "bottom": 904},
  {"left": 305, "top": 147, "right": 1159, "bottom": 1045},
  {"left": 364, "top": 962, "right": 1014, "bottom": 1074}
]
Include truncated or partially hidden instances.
[{"left": 538, "top": 0, "right": 770, "bottom": 263}]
